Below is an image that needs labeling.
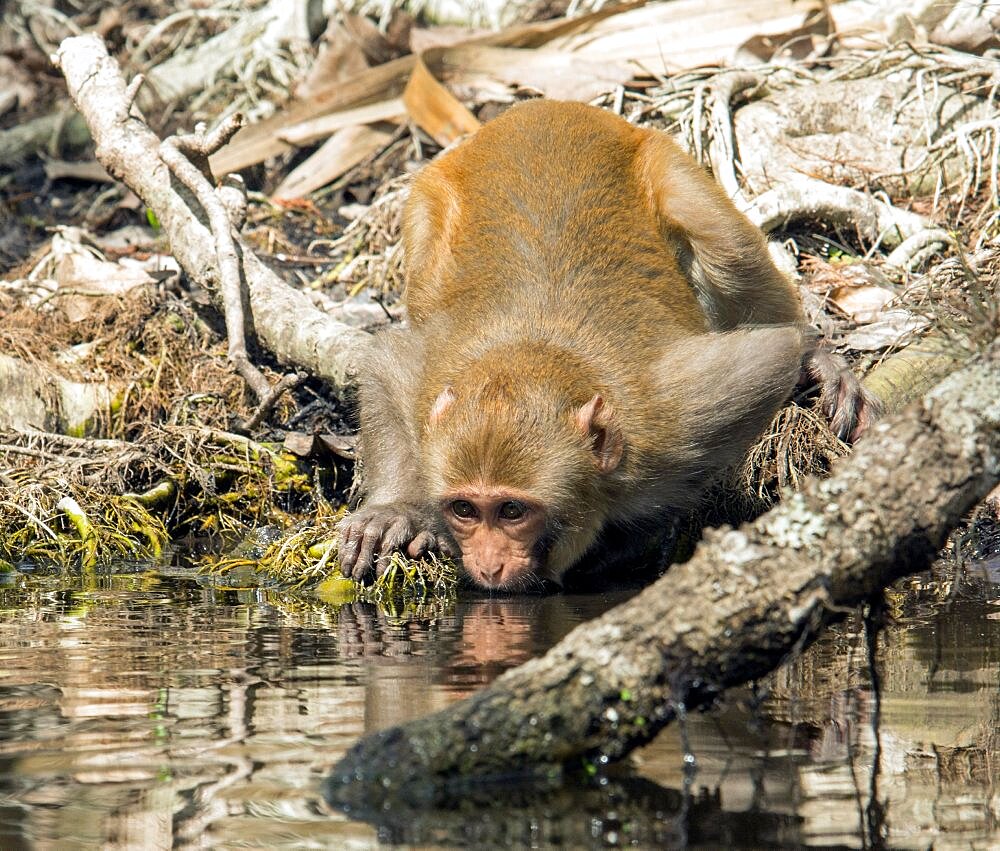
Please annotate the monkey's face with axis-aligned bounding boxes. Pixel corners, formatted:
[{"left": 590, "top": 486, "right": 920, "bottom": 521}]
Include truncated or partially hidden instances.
[
  {"left": 424, "top": 381, "right": 623, "bottom": 590},
  {"left": 439, "top": 487, "right": 549, "bottom": 590}
]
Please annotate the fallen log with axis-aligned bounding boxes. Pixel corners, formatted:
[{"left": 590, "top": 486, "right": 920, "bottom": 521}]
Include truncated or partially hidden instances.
[{"left": 327, "top": 323, "right": 1000, "bottom": 808}]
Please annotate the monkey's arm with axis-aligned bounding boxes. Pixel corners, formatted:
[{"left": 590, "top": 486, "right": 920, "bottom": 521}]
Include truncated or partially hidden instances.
[
  {"left": 337, "top": 331, "right": 451, "bottom": 579},
  {"left": 637, "top": 132, "right": 880, "bottom": 440}
]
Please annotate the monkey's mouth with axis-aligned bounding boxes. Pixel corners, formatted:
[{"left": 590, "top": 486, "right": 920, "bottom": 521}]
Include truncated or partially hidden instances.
[{"left": 461, "top": 562, "right": 551, "bottom": 594}]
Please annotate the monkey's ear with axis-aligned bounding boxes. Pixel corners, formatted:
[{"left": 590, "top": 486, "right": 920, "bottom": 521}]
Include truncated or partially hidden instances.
[
  {"left": 429, "top": 385, "right": 456, "bottom": 426},
  {"left": 575, "top": 394, "right": 624, "bottom": 473},
  {"left": 656, "top": 327, "right": 804, "bottom": 484}
]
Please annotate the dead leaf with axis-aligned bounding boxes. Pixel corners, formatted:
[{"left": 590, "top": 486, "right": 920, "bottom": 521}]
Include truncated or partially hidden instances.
[
  {"left": 55, "top": 253, "right": 155, "bottom": 322},
  {"left": 403, "top": 55, "right": 481, "bottom": 147},
  {"left": 341, "top": 11, "right": 404, "bottom": 66},
  {"left": 931, "top": 12, "right": 1000, "bottom": 55},
  {"left": 410, "top": 24, "right": 493, "bottom": 53},
  {"left": 281, "top": 98, "right": 406, "bottom": 147},
  {"left": 295, "top": 17, "right": 372, "bottom": 100},
  {"left": 283, "top": 431, "right": 316, "bottom": 457},
  {"left": 827, "top": 283, "right": 896, "bottom": 323},
  {"left": 272, "top": 124, "right": 394, "bottom": 200},
  {"left": 543, "top": 0, "right": 804, "bottom": 70},
  {"left": 840, "top": 309, "right": 928, "bottom": 351},
  {"left": 442, "top": 44, "right": 633, "bottom": 102},
  {"left": 211, "top": 2, "right": 641, "bottom": 175},
  {"left": 736, "top": 2, "right": 833, "bottom": 63},
  {"left": 212, "top": 54, "right": 418, "bottom": 176},
  {"left": 317, "top": 433, "right": 357, "bottom": 460}
]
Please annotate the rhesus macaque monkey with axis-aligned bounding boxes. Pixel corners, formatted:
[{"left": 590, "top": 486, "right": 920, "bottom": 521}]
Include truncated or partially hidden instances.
[{"left": 338, "top": 100, "right": 877, "bottom": 590}]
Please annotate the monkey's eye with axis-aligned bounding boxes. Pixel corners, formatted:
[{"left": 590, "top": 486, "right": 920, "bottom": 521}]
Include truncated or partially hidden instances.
[
  {"left": 498, "top": 501, "right": 527, "bottom": 521},
  {"left": 450, "top": 499, "right": 478, "bottom": 519}
]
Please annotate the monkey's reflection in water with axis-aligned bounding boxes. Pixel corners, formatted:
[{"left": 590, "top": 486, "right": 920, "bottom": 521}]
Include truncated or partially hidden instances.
[{"left": 333, "top": 591, "right": 636, "bottom": 728}]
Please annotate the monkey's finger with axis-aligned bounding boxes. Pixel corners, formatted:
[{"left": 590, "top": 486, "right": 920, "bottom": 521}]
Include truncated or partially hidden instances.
[
  {"left": 382, "top": 517, "right": 416, "bottom": 554},
  {"left": 831, "top": 371, "right": 869, "bottom": 442},
  {"left": 848, "top": 389, "right": 883, "bottom": 443},
  {"left": 337, "top": 525, "right": 362, "bottom": 577},
  {"left": 354, "top": 527, "right": 384, "bottom": 578},
  {"left": 406, "top": 531, "right": 436, "bottom": 559}
]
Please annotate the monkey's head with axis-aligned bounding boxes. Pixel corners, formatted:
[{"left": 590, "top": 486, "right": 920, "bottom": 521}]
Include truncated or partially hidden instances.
[{"left": 423, "top": 383, "right": 624, "bottom": 591}]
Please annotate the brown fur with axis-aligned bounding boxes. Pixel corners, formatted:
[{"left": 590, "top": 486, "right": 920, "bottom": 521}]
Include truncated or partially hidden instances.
[{"left": 337, "top": 100, "right": 872, "bottom": 589}]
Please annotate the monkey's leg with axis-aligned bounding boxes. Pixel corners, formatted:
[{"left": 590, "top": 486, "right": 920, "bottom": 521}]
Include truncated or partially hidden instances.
[
  {"left": 637, "top": 130, "right": 880, "bottom": 440},
  {"left": 337, "top": 332, "right": 452, "bottom": 580}
]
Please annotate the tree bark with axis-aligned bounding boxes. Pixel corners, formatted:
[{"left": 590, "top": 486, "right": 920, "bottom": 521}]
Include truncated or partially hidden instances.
[{"left": 328, "top": 331, "right": 1000, "bottom": 807}]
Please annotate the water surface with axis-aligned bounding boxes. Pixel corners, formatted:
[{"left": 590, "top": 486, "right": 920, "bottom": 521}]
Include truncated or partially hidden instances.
[{"left": 0, "top": 556, "right": 997, "bottom": 848}]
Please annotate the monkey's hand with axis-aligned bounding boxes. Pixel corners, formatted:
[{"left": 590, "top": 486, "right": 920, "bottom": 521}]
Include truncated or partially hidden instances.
[
  {"left": 336, "top": 503, "right": 453, "bottom": 580},
  {"left": 803, "top": 347, "right": 882, "bottom": 443}
]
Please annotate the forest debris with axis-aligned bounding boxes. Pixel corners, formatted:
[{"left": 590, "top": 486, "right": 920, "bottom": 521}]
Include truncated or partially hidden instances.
[
  {"left": 441, "top": 45, "right": 634, "bottom": 103},
  {"left": 0, "top": 354, "right": 112, "bottom": 435},
  {"left": 545, "top": 0, "right": 966, "bottom": 69},
  {"left": 826, "top": 283, "right": 896, "bottom": 323},
  {"left": 931, "top": 5, "right": 1000, "bottom": 54},
  {"left": 734, "top": 76, "right": 993, "bottom": 199},
  {"left": 139, "top": 0, "right": 321, "bottom": 108},
  {"left": 317, "top": 433, "right": 357, "bottom": 460},
  {"left": 55, "top": 34, "right": 372, "bottom": 394},
  {"left": 327, "top": 319, "right": 1000, "bottom": 801},
  {"left": 273, "top": 124, "right": 395, "bottom": 200},
  {"left": 54, "top": 252, "right": 155, "bottom": 322},
  {"left": 841, "top": 310, "right": 929, "bottom": 351},
  {"left": 410, "top": 24, "right": 491, "bottom": 53},
  {"left": 159, "top": 115, "right": 287, "bottom": 407},
  {"left": 280, "top": 98, "right": 407, "bottom": 146},
  {"left": 56, "top": 495, "right": 97, "bottom": 572},
  {"left": 294, "top": 14, "right": 375, "bottom": 99},
  {"left": 209, "top": 52, "right": 418, "bottom": 175},
  {"left": 745, "top": 176, "right": 930, "bottom": 248},
  {"left": 0, "top": 478, "right": 169, "bottom": 568},
  {"left": 210, "top": 2, "right": 641, "bottom": 175},
  {"left": 310, "top": 176, "right": 410, "bottom": 300},
  {"left": 543, "top": 0, "right": 805, "bottom": 70},
  {"left": 885, "top": 229, "right": 958, "bottom": 271},
  {"left": 403, "top": 55, "right": 480, "bottom": 147}
]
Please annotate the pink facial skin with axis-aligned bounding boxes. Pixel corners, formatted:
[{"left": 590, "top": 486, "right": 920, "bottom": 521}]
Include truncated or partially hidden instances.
[{"left": 440, "top": 488, "right": 547, "bottom": 589}]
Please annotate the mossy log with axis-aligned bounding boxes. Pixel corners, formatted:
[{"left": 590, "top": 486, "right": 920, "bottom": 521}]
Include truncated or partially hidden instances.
[{"left": 328, "top": 335, "right": 1000, "bottom": 808}]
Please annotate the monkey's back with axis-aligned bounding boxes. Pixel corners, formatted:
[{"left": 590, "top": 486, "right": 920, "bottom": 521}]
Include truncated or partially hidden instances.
[{"left": 402, "top": 99, "right": 709, "bottom": 354}]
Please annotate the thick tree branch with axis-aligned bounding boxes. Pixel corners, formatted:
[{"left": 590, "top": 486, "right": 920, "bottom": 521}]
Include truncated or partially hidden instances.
[
  {"left": 52, "top": 34, "right": 371, "bottom": 395},
  {"left": 328, "top": 329, "right": 1000, "bottom": 808}
]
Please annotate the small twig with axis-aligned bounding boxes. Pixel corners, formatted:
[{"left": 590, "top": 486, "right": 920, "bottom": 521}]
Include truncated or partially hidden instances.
[
  {"left": 0, "top": 444, "right": 76, "bottom": 463},
  {"left": 159, "top": 116, "right": 279, "bottom": 404},
  {"left": 3, "top": 502, "right": 59, "bottom": 540},
  {"left": 123, "top": 73, "right": 145, "bottom": 109},
  {"left": 240, "top": 371, "right": 306, "bottom": 433}
]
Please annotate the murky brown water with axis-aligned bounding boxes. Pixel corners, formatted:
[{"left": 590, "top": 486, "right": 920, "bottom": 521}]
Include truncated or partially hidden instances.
[{"left": 0, "top": 554, "right": 997, "bottom": 849}]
